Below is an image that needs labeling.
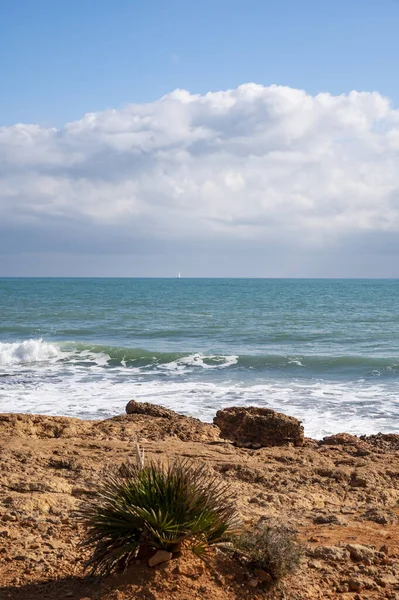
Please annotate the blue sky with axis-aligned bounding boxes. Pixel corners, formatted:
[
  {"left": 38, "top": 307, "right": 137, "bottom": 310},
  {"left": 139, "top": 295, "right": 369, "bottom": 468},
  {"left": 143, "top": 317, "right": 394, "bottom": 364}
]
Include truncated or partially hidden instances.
[
  {"left": 1, "top": 0, "right": 399, "bottom": 126},
  {"left": 2, "top": 0, "right": 399, "bottom": 276}
]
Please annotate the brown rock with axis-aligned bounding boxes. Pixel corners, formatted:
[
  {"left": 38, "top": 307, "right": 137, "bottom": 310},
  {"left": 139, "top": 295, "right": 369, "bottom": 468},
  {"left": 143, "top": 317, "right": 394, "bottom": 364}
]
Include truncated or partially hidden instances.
[
  {"left": 347, "top": 576, "right": 375, "bottom": 591},
  {"left": 2, "top": 514, "right": 17, "bottom": 522},
  {"left": 361, "top": 508, "right": 398, "bottom": 525},
  {"left": 176, "top": 563, "right": 205, "bottom": 578},
  {"left": 360, "top": 432, "right": 399, "bottom": 450},
  {"left": 310, "top": 546, "right": 349, "bottom": 562},
  {"left": 321, "top": 433, "right": 361, "bottom": 446},
  {"left": 148, "top": 549, "right": 173, "bottom": 567},
  {"left": 350, "top": 471, "right": 373, "bottom": 488},
  {"left": 376, "top": 574, "right": 398, "bottom": 587},
  {"left": 213, "top": 406, "right": 304, "bottom": 448},
  {"left": 254, "top": 568, "right": 273, "bottom": 584},
  {"left": 126, "top": 399, "right": 177, "bottom": 418},
  {"left": 313, "top": 514, "right": 344, "bottom": 525},
  {"left": 346, "top": 544, "right": 377, "bottom": 564}
]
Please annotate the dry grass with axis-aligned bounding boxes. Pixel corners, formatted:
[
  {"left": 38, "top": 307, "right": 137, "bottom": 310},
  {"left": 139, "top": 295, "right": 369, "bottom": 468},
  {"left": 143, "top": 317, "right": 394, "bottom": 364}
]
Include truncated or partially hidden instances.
[{"left": 233, "top": 524, "right": 302, "bottom": 581}]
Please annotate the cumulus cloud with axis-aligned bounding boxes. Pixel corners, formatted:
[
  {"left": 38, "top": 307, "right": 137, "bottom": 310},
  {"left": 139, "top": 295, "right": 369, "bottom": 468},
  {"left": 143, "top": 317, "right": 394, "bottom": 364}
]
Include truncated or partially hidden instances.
[{"left": 1, "top": 83, "right": 399, "bottom": 274}]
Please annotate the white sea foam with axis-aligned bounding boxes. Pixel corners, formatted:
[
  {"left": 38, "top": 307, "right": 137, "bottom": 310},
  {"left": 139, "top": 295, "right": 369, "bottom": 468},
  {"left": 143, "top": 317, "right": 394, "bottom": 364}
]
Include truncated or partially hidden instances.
[
  {"left": 159, "top": 353, "right": 238, "bottom": 372},
  {"left": 0, "top": 339, "right": 61, "bottom": 366},
  {"left": 286, "top": 358, "right": 304, "bottom": 367},
  {"left": 1, "top": 364, "right": 398, "bottom": 439}
]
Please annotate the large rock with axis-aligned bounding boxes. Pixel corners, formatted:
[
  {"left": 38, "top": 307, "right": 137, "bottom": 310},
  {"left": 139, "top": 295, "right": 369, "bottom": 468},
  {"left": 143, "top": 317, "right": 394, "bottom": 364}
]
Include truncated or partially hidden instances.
[
  {"left": 213, "top": 406, "right": 304, "bottom": 448},
  {"left": 122, "top": 400, "right": 219, "bottom": 442},
  {"left": 125, "top": 399, "right": 176, "bottom": 419}
]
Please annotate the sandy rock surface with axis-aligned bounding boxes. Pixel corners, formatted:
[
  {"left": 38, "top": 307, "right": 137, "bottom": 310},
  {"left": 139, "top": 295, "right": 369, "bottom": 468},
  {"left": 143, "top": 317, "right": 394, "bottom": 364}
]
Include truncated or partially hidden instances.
[{"left": 0, "top": 407, "right": 398, "bottom": 600}]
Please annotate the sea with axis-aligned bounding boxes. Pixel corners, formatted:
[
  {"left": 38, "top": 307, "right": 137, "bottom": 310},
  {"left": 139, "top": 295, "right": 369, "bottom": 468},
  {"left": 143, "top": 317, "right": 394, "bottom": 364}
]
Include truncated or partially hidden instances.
[{"left": 0, "top": 278, "right": 398, "bottom": 439}]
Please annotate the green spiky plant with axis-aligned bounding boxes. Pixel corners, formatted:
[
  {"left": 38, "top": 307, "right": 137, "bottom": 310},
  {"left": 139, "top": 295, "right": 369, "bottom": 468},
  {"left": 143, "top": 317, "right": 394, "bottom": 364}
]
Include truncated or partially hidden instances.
[{"left": 79, "top": 458, "right": 239, "bottom": 576}]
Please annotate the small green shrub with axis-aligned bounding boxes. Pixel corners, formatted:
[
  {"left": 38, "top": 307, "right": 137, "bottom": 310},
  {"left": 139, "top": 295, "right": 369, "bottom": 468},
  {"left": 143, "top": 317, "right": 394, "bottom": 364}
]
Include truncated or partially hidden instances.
[
  {"left": 234, "top": 524, "right": 301, "bottom": 581},
  {"left": 79, "top": 459, "right": 239, "bottom": 576}
]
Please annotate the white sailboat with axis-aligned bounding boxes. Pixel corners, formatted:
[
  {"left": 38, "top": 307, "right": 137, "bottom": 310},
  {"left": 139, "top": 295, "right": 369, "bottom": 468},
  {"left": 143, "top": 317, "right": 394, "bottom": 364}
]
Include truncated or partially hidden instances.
[{"left": 177, "top": 272, "right": 181, "bottom": 279}]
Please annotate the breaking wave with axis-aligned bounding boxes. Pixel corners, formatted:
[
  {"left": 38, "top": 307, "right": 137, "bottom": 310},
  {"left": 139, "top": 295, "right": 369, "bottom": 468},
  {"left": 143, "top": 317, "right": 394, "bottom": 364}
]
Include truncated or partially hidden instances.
[
  {"left": 1, "top": 339, "right": 399, "bottom": 377},
  {"left": 0, "top": 339, "right": 61, "bottom": 366}
]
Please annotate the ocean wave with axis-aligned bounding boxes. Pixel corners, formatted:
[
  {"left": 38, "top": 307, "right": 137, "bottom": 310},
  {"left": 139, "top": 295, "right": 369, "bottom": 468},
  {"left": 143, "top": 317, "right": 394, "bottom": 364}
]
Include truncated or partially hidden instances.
[
  {"left": 1, "top": 339, "right": 399, "bottom": 375},
  {"left": 62, "top": 342, "right": 399, "bottom": 373},
  {"left": 0, "top": 339, "right": 61, "bottom": 366}
]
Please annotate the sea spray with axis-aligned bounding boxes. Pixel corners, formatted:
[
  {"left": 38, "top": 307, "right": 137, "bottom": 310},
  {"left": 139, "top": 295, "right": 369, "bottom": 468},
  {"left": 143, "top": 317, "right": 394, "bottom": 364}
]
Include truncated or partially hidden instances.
[{"left": 0, "top": 339, "right": 60, "bottom": 366}]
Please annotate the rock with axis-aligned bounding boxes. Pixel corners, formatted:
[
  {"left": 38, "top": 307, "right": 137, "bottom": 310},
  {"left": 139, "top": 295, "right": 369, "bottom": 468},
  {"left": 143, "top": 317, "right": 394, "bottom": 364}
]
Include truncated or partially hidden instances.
[
  {"left": 361, "top": 508, "right": 398, "bottom": 525},
  {"left": 360, "top": 432, "right": 399, "bottom": 450},
  {"left": 126, "top": 400, "right": 177, "bottom": 418},
  {"left": 347, "top": 576, "right": 375, "bottom": 591},
  {"left": 310, "top": 546, "right": 349, "bottom": 562},
  {"left": 121, "top": 400, "right": 218, "bottom": 442},
  {"left": 248, "top": 578, "right": 259, "bottom": 587},
  {"left": 313, "top": 514, "right": 344, "bottom": 525},
  {"left": 148, "top": 549, "right": 173, "bottom": 567},
  {"left": 354, "top": 447, "right": 371, "bottom": 456},
  {"left": 175, "top": 563, "right": 205, "bottom": 578},
  {"left": 254, "top": 568, "right": 273, "bottom": 584},
  {"left": 2, "top": 514, "right": 17, "bottom": 522},
  {"left": 348, "top": 578, "right": 362, "bottom": 591},
  {"left": 376, "top": 574, "right": 398, "bottom": 587},
  {"left": 350, "top": 471, "right": 372, "bottom": 488},
  {"left": 346, "top": 544, "right": 378, "bottom": 564},
  {"left": 321, "top": 433, "right": 361, "bottom": 446},
  {"left": 213, "top": 406, "right": 304, "bottom": 448}
]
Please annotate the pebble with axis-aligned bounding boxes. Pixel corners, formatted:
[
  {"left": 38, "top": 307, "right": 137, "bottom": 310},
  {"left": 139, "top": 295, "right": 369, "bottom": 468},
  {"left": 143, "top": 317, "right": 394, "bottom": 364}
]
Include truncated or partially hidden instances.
[{"left": 148, "top": 549, "right": 173, "bottom": 567}]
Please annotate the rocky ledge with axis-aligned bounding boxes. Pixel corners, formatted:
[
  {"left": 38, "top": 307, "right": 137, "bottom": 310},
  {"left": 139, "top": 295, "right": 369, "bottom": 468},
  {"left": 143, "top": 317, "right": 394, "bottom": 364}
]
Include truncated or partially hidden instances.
[{"left": 0, "top": 402, "right": 398, "bottom": 600}]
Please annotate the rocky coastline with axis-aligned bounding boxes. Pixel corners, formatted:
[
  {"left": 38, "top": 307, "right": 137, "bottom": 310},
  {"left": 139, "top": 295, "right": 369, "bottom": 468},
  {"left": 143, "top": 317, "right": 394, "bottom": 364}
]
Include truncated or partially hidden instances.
[{"left": 0, "top": 404, "right": 398, "bottom": 599}]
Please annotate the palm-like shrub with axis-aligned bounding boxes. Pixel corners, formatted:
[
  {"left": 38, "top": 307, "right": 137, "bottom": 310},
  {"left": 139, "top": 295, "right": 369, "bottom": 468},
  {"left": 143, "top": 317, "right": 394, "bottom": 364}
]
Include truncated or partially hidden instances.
[{"left": 79, "top": 459, "right": 239, "bottom": 576}]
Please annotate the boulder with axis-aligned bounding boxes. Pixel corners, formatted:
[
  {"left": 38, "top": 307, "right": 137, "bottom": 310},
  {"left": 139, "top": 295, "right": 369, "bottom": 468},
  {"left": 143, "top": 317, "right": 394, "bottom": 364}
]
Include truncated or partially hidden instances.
[
  {"left": 321, "top": 433, "right": 360, "bottom": 446},
  {"left": 122, "top": 400, "right": 219, "bottom": 442},
  {"left": 125, "top": 399, "right": 177, "bottom": 419},
  {"left": 213, "top": 406, "right": 304, "bottom": 448}
]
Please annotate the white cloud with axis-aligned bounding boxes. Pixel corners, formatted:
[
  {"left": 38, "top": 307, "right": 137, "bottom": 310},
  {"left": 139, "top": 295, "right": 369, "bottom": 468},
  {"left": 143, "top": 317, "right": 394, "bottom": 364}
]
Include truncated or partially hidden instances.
[{"left": 1, "top": 83, "right": 399, "bottom": 260}]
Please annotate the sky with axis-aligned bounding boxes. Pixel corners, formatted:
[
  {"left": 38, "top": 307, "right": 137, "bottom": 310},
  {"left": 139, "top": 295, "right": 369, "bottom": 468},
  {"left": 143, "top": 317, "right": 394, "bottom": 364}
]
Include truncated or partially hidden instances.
[{"left": 1, "top": 0, "right": 399, "bottom": 277}]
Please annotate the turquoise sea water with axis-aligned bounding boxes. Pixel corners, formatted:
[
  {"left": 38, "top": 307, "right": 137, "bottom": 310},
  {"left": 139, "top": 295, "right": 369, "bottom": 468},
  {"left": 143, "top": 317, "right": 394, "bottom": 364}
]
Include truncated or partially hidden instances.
[{"left": 0, "top": 278, "right": 398, "bottom": 438}]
